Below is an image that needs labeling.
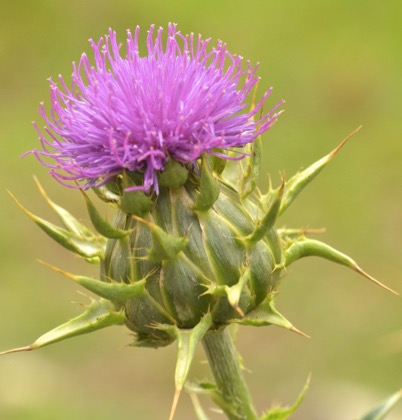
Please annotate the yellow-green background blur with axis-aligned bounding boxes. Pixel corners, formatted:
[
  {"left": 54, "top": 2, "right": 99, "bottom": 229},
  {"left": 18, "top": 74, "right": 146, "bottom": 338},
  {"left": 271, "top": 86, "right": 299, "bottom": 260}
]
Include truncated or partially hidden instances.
[{"left": 1, "top": 1, "right": 401, "bottom": 419}]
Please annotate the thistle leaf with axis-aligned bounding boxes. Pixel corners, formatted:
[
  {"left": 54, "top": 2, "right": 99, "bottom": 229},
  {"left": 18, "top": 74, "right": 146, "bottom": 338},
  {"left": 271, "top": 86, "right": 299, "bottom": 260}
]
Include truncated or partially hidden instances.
[
  {"left": 34, "top": 176, "right": 94, "bottom": 238},
  {"left": 8, "top": 191, "right": 105, "bottom": 261},
  {"left": 40, "top": 260, "right": 148, "bottom": 302},
  {"left": 232, "top": 296, "right": 310, "bottom": 338},
  {"left": 284, "top": 238, "right": 398, "bottom": 294},
  {"left": 0, "top": 298, "right": 124, "bottom": 355}
]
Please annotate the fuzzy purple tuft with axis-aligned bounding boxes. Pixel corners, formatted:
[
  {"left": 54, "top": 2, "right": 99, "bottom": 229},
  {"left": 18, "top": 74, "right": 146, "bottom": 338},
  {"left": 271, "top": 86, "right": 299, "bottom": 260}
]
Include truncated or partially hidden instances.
[{"left": 29, "top": 23, "right": 283, "bottom": 192}]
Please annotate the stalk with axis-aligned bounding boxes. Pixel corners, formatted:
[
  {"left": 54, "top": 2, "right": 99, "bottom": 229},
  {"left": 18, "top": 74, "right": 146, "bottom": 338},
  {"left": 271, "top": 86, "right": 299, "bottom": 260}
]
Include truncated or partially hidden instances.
[{"left": 202, "top": 328, "right": 258, "bottom": 420}]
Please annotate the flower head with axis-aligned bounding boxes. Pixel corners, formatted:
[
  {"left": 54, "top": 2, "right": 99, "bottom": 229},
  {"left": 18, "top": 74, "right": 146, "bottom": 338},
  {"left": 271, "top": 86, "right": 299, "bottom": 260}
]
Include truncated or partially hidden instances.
[{"left": 31, "top": 23, "right": 282, "bottom": 192}]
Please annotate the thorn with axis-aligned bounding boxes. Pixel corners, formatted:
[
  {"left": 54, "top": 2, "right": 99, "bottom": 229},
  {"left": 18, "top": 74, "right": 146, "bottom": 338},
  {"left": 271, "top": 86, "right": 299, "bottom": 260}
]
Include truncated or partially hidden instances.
[
  {"left": 354, "top": 265, "right": 399, "bottom": 296},
  {"left": 7, "top": 190, "right": 32, "bottom": 216},
  {"left": 267, "top": 174, "right": 272, "bottom": 192},
  {"left": 280, "top": 170, "right": 286, "bottom": 185},
  {"left": 131, "top": 214, "right": 151, "bottom": 227},
  {"left": 0, "top": 345, "right": 34, "bottom": 356},
  {"left": 37, "top": 259, "right": 75, "bottom": 280},
  {"left": 169, "top": 388, "right": 181, "bottom": 420},
  {"left": 328, "top": 125, "right": 362, "bottom": 159},
  {"left": 233, "top": 305, "right": 245, "bottom": 318},
  {"left": 290, "top": 326, "right": 311, "bottom": 339},
  {"left": 33, "top": 175, "right": 46, "bottom": 196}
]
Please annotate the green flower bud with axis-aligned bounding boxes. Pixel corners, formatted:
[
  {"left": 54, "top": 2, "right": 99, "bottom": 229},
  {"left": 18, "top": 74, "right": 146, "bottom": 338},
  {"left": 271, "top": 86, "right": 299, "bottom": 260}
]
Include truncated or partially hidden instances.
[
  {"left": 4, "top": 128, "right": 395, "bottom": 359},
  {"left": 102, "top": 161, "right": 284, "bottom": 347}
]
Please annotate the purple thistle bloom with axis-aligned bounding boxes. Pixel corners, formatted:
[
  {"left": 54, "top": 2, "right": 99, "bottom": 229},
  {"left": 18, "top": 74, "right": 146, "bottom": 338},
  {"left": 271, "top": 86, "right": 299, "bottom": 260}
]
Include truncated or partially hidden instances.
[{"left": 30, "top": 23, "right": 283, "bottom": 192}]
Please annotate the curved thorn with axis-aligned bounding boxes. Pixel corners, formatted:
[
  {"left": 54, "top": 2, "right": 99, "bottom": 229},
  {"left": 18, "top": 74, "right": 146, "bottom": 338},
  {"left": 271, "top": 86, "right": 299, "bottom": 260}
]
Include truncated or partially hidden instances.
[
  {"left": 290, "top": 326, "right": 311, "bottom": 339},
  {"left": 0, "top": 345, "right": 34, "bottom": 356},
  {"left": 285, "top": 239, "right": 398, "bottom": 295},
  {"left": 328, "top": 125, "right": 362, "bottom": 159},
  {"left": 354, "top": 265, "right": 399, "bottom": 296}
]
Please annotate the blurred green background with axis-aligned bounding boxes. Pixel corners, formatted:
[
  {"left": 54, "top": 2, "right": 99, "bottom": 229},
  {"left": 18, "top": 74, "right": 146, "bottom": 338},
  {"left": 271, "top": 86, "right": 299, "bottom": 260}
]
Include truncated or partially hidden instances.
[{"left": 1, "top": 1, "right": 401, "bottom": 419}]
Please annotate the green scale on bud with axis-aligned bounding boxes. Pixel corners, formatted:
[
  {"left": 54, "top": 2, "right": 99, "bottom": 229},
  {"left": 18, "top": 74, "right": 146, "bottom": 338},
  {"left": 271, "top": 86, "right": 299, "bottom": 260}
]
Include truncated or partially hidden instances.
[{"left": 3, "top": 127, "right": 397, "bottom": 418}]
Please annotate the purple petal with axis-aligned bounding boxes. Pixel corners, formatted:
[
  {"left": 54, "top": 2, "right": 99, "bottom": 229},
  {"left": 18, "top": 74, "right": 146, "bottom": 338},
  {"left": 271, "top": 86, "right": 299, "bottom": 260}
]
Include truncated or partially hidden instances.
[{"left": 28, "top": 23, "right": 283, "bottom": 192}]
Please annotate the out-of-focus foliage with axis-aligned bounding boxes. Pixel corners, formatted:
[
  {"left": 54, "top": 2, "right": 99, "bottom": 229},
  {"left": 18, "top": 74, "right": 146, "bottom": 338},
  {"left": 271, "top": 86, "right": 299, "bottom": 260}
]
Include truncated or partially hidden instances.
[
  {"left": 0, "top": 1, "right": 400, "bottom": 419},
  {"left": 359, "top": 389, "right": 402, "bottom": 420}
]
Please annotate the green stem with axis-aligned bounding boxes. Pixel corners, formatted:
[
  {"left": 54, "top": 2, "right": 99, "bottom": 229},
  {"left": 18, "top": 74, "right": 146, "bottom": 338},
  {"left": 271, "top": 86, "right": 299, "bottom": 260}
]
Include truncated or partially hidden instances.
[{"left": 202, "top": 328, "right": 258, "bottom": 420}]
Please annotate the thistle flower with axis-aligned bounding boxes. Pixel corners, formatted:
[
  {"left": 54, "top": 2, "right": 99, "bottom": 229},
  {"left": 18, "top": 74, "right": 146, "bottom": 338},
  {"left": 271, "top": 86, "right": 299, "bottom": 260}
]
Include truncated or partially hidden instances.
[
  {"left": 30, "top": 23, "right": 282, "bottom": 193},
  {"left": 4, "top": 24, "right": 396, "bottom": 419}
]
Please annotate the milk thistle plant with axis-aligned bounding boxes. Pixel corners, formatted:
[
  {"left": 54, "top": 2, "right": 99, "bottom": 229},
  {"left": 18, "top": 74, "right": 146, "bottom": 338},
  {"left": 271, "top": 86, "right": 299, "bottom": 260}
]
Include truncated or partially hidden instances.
[{"left": 2, "top": 23, "right": 399, "bottom": 419}]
